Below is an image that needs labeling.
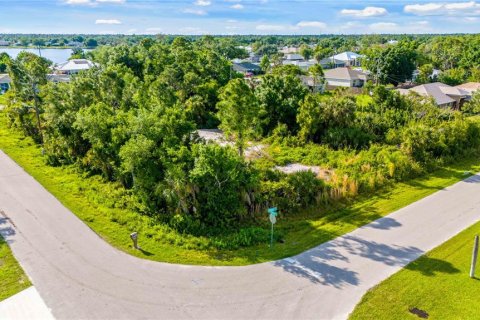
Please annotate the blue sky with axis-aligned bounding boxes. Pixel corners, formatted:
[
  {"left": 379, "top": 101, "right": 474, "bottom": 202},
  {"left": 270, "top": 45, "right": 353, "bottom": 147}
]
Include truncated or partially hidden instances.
[{"left": 0, "top": 0, "right": 479, "bottom": 34}]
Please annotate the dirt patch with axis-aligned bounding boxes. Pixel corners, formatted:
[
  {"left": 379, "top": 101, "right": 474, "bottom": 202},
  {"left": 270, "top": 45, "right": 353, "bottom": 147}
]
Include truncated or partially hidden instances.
[
  {"left": 274, "top": 164, "right": 333, "bottom": 181},
  {"left": 196, "top": 129, "right": 266, "bottom": 159}
]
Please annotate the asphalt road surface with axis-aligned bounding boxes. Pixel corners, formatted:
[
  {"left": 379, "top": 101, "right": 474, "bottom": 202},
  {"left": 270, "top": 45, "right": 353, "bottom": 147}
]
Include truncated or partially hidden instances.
[{"left": 1, "top": 150, "right": 479, "bottom": 320}]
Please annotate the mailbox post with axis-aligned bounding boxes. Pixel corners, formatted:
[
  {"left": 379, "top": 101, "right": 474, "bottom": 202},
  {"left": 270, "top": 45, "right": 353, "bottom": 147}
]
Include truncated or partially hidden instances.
[
  {"left": 268, "top": 207, "right": 278, "bottom": 248},
  {"left": 130, "top": 232, "right": 139, "bottom": 250},
  {"left": 471, "top": 235, "right": 479, "bottom": 278}
]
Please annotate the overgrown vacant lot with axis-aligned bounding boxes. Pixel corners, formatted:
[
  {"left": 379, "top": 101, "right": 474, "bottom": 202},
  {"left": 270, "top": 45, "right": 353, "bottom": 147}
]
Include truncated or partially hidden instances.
[
  {"left": 2, "top": 111, "right": 480, "bottom": 266},
  {"left": 0, "top": 237, "right": 31, "bottom": 301},
  {"left": 350, "top": 220, "right": 480, "bottom": 320}
]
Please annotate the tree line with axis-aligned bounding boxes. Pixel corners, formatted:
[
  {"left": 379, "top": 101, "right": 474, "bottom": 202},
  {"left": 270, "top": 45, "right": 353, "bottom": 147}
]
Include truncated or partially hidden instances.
[{"left": 3, "top": 36, "right": 480, "bottom": 246}]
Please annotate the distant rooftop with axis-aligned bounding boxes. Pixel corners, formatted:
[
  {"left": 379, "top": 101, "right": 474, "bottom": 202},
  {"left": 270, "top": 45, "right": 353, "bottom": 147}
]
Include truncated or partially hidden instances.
[
  {"left": 324, "top": 67, "right": 368, "bottom": 81},
  {"left": 54, "top": 59, "right": 98, "bottom": 73},
  {"left": 331, "top": 51, "right": 363, "bottom": 62}
]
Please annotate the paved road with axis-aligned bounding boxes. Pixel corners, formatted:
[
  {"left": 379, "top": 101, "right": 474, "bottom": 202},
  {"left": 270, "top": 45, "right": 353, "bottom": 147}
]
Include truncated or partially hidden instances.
[{"left": 1, "top": 150, "right": 479, "bottom": 320}]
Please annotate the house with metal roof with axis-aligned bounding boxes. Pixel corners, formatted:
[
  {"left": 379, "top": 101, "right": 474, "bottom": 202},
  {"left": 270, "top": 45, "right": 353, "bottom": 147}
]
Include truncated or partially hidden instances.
[
  {"left": 319, "top": 57, "right": 346, "bottom": 69},
  {"left": 397, "top": 82, "right": 469, "bottom": 109},
  {"left": 326, "top": 52, "right": 363, "bottom": 67},
  {"left": 324, "top": 67, "right": 369, "bottom": 88},
  {"left": 53, "top": 59, "right": 98, "bottom": 75}
]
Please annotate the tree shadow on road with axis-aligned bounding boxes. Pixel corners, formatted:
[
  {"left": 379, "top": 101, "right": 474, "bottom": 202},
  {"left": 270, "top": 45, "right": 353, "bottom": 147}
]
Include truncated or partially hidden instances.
[
  {"left": 362, "top": 217, "right": 402, "bottom": 230},
  {"left": 273, "top": 235, "right": 425, "bottom": 288},
  {"left": 464, "top": 174, "right": 480, "bottom": 184}
]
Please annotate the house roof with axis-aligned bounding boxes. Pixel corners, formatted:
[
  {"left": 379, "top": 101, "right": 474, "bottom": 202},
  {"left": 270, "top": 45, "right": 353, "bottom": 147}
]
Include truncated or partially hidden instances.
[
  {"left": 47, "top": 74, "right": 71, "bottom": 83},
  {"left": 299, "top": 75, "right": 323, "bottom": 87},
  {"left": 331, "top": 51, "right": 363, "bottom": 62},
  {"left": 284, "top": 54, "right": 304, "bottom": 61},
  {"left": 232, "top": 62, "right": 261, "bottom": 73},
  {"left": 0, "top": 74, "right": 11, "bottom": 84},
  {"left": 455, "top": 82, "right": 480, "bottom": 94},
  {"left": 320, "top": 57, "right": 346, "bottom": 66},
  {"left": 324, "top": 67, "right": 368, "bottom": 81},
  {"left": 402, "top": 82, "right": 468, "bottom": 106},
  {"left": 55, "top": 59, "right": 97, "bottom": 72}
]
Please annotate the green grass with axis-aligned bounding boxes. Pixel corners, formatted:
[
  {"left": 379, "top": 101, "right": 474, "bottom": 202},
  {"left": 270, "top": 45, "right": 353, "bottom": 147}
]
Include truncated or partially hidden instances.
[
  {"left": 1, "top": 110, "right": 480, "bottom": 266},
  {"left": 0, "top": 237, "right": 31, "bottom": 301},
  {"left": 350, "top": 221, "right": 480, "bottom": 320}
]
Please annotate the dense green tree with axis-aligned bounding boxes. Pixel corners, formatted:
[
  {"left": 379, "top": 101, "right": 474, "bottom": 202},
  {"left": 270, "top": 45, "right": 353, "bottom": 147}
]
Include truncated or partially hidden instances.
[
  {"left": 6, "top": 52, "right": 50, "bottom": 142},
  {"left": 271, "top": 64, "right": 304, "bottom": 77},
  {"left": 297, "top": 92, "right": 356, "bottom": 145},
  {"left": 260, "top": 55, "right": 271, "bottom": 73},
  {"left": 309, "top": 64, "right": 325, "bottom": 89},
  {"left": 255, "top": 74, "right": 308, "bottom": 135},
  {"left": 217, "top": 78, "right": 260, "bottom": 156},
  {"left": 189, "top": 144, "right": 256, "bottom": 228},
  {"left": 314, "top": 47, "right": 334, "bottom": 63},
  {"left": 0, "top": 52, "right": 10, "bottom": 73},
  {"left": 70, "top": 48, "right": 86, "bottom": 59},
  {"left": 363, "top": 43, "right": 417, "bottom": 85},
  {"left": 84, "top": 38, "right": 98, "bottom": 48},
  {"left": 438, "top": 68, "right": 466, "bottom": 86},
  {"left": 299, "top": 45, "right": 313, "bottom": 61},
  {"left": 416, "top": 64, "right": 434, "bottom": 84}
]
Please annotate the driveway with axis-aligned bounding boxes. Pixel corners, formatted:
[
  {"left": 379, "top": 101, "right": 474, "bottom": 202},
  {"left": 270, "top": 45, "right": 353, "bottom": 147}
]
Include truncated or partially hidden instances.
[{"left": 1, "top": 150, "right": 479, "bottom": 320}]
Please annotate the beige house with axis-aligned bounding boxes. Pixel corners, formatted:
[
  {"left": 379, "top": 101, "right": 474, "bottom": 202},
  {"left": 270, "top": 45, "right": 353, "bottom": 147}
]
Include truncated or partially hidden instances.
[
  {"left": 455, "top": 82, "right": 480, "bottom": 97},
  {"left": 398, "top": 82, "right": 469, "bottom": 109},
  {"left": 324, "top": 67, "right": 369, "bottom": 88}
]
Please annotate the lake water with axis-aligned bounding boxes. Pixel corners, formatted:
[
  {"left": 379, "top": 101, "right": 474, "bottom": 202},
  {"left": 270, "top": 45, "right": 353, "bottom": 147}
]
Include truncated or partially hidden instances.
[{"left": 0, "top": 48, "right": 91, "bottom": 64}]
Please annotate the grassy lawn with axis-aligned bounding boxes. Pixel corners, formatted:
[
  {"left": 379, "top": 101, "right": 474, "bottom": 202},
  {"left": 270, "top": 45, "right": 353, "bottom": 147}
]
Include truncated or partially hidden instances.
[
  {"left": 1, "top": 110, "right": 480, "bottom": 265},
  {"left": 350, "top": 221, "right": 480, "bottom": 320},
  {"left": 0, "top": 237, "right": 31, "bottom": 301}
]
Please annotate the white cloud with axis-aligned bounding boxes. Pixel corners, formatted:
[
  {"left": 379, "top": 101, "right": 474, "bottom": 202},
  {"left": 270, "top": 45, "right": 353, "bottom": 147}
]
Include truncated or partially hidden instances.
[
  {"left": 231, "top": 4, "right": 244, "bottom": 9},
  {"left": 341, "top": 6, "right": 388, "bottom": 17},
  {"left": 296, "top": 21, "right": 327, "bottom": 29},
  {"left": 194, "top": 0, "right": 211, "bottom": 6},
  {"left": 256, "top": 24, "right": 286, "bottom": 31},
  {"left": 64, "top": 0, "right": 92, "bottom": 5},
  {"left": 96, "top": 0, "right": 125, "bottom": 3},
  {"left": 95, "top": 19, "right": 122, "bottom": 24},
  {"left": 405, "top": 2, "right": 480, "bottom": 16},
  {"left": 64, "top": 0, "right": 126, "bottom": 4},
  {"left": 183, "top": 8, "right": 208, "bottom": 15}
]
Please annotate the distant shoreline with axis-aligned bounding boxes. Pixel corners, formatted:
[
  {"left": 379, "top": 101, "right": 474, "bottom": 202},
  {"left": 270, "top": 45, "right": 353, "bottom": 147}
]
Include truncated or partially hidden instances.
[{"left": 0, "top": 46, "right": 94, "bottom": 50}]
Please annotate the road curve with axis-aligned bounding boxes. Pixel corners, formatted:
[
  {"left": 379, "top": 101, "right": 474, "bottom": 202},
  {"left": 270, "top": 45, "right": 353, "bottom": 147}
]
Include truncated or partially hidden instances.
[{"left": 1, "top": 150, "right": 479, "bottom": 320}]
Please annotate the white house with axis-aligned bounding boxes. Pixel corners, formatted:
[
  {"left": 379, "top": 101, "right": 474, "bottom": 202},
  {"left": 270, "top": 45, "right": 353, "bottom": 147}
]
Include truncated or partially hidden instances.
[
  {"left": 54, "top": 59, "right": 98, "bottom": 75},
  {"left": 326, "top": 52, "right": 363, "bottom": 67},
  {"left": 324, "top": 67, "right": 369, "bottom": 88},
  {"left": 283, "top": 59, "right": 316, "bottom": 71}
]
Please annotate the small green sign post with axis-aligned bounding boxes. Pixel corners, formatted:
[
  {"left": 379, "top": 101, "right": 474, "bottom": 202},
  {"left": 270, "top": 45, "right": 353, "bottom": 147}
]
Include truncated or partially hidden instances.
[{"left": 268, "top": 207, "right": 278, "bottom": 248}]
